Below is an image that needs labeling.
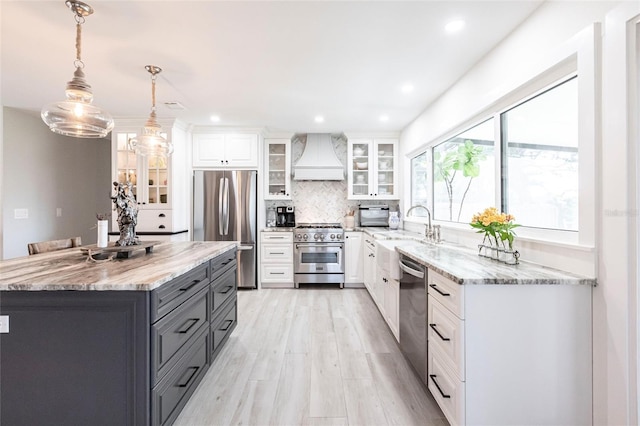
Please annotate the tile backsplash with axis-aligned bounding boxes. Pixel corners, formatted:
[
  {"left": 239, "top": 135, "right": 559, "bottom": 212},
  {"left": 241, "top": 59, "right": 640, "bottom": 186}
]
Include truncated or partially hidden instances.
[{"left": 266, "top": 135, "right": 399, "bottom": 225}]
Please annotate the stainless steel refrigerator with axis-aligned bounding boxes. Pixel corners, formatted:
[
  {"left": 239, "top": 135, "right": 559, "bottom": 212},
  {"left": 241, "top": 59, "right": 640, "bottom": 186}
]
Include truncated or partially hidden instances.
[{"left": 193, "top": 170, "right": 257, "bottom": 289}]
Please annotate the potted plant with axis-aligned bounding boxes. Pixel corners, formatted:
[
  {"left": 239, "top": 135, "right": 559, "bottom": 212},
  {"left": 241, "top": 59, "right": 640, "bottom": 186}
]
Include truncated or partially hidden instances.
[{"left": 470, "top": 207, "right": 520, "bottom": 264}]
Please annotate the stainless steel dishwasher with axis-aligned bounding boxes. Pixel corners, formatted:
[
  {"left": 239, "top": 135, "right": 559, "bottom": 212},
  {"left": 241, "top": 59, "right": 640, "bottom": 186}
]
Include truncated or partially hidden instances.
[{"left": 399, "top": 254, "right": 427, "bottom": 384}]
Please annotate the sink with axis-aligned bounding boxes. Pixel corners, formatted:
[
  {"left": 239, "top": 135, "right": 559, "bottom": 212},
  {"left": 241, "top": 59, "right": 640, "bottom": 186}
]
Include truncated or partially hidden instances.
[{"left": 376, "top": 239, "right": 423, "bottom": 279}]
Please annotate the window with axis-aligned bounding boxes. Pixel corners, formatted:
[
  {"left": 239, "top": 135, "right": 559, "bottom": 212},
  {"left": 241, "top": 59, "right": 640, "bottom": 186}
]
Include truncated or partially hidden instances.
[
  {"left": 410, "top": 152, "right": 429, "bottom": 217},
  {"left": 501, "top": 77, "right": 578, "bottom": 231},
  {"left": 408, "top": 76, "right": 579, "bottom": 233},
  {"left": 433, "top": 119, "right": 495, "bottom": 223}
]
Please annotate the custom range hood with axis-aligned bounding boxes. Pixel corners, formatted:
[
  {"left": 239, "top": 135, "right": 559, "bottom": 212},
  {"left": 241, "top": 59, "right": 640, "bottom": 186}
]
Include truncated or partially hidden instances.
[{"left": 293, "top": 133, "right": 345, "bottom": 180}]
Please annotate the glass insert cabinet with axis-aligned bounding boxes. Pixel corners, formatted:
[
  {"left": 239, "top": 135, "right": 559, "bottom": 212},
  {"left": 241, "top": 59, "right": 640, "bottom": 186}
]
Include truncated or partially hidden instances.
[
  {"left": 114, "top": 130, "right": 170, "bottom": 207},
  {"left": 264, "top": 138, "right": 292, "bottom": 200},
  {"left": 347, "top": 138, "right": 398, "bottom": 200}
]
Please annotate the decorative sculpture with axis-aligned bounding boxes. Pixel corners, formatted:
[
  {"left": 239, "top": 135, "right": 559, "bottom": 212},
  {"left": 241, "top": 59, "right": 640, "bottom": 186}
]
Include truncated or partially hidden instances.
[{"left": 111, "top": 181, "right": 140, "bottom": 246}]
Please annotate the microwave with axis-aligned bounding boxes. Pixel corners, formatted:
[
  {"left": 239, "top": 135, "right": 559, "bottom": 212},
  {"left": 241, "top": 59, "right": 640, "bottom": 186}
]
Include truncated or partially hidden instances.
[{"left": 359, "top": 205, "right": 389, "bottom": 227}]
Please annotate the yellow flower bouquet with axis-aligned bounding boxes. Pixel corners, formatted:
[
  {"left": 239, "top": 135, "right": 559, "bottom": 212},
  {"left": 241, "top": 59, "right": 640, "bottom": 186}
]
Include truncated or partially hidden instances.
[{"left": 470, "top": 207, "right": 520, "bottom": 264}]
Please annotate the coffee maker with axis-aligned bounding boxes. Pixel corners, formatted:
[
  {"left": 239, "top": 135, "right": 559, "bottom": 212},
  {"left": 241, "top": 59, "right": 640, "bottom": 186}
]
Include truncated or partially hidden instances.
[{"left": 276, "top": 206, "right": 295, "bottom": 227}]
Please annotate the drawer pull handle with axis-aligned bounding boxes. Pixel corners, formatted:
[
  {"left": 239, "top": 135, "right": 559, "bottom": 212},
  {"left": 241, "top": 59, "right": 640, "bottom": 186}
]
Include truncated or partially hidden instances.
[
  {"left": 429, "top": 284, "right": 451, "bottom": 297},
  {"left": 159, "top": 225, "right": 166, "bottom": 229},
  {"left": 270, "top": 252, "right": 285, "bottom": 255},
  {"left": 158, "top": 213, "right": 166, "bottom": 218},
  {"left": 429, "top": 374, "right": 451, "bottom": 399},
  {"left": 177, "top": 366, "right": 200, "bottom": 388},
  {"left": 271, "top": 236, "right": 285, "bottom": 239},
  {"left": 177, "top": 318, "right": 199, "bottom": 334},
  {"left": 220, "top": 285, "right": 234, "bottom": 294},
  {"left": 429, "top": 324, "right": 451, "bottom": 341},
  {"left": 271, "top": 272, "right": 285, "bottom": 275},
  {"left": 180, "top": 279, "right": 201, "bottom": 292},
  {"left": 220, "top": 319, "right": 234, "bottom": 331}
]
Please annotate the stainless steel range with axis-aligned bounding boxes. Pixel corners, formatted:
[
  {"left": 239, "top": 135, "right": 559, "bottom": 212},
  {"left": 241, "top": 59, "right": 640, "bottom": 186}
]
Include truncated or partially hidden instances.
[{"left": 294, "top": 223, "right": 345, "bottom": 288}]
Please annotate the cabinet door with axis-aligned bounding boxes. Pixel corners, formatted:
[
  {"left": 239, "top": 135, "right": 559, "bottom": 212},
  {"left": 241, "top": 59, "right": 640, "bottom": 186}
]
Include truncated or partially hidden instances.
[
  {"left": 145, "top": 155, "right": 170, "bottom": 206},
  {"left": 363, "top": 244, "right": 376, "bottom": 294},
  {"left": 264, "top": 139, "right": 292, "bottom": 200},
  {"left": 114, "top": 131, "right": 141, "bottom": 203},
  {"left": 345, "top": 232, "right": 364, "bottom": 283},
  {"left": 348, "top": 139, "right": 374, "bottom": 199},
  {"left": 384, "top": 278, "right": 399, "bottom": 341},
  {"left": 192, "top": 134, "right": 226, "bottom": 167},
  {"left": 373, "top": 139, "right": 398, "bottom": 199},
  {"left": 224, "top": 134, "right": 259, "bottom": 168}
]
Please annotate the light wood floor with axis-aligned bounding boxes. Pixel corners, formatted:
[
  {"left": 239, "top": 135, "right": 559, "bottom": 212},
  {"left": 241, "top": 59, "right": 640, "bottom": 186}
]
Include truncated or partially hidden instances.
[{"left": 174, "top": 288, "right": 447, "bottom": 426}]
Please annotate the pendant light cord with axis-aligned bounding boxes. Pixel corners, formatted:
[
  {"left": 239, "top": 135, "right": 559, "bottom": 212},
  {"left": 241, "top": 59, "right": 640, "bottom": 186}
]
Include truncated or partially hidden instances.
[
  {"left": 150, "top": 73, "right": 157, "bottom": 117},
  {"left": 74, "top": 14, "right": 85, "bottom": 69}
]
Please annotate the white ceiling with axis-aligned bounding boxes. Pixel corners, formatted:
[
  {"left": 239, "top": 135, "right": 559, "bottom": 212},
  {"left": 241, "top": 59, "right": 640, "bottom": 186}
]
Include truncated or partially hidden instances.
[{"left": 1, "top": 1, "right": 544, "bottom": 134}]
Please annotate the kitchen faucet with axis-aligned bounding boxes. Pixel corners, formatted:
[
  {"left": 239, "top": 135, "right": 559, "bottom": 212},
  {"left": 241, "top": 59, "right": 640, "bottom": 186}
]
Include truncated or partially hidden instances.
[{"left": 406, "top": 205, "right": 440, "bottom": 242}]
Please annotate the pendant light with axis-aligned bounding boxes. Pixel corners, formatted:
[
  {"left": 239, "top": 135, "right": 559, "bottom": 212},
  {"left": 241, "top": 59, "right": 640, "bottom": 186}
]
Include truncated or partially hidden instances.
[
  {"left": 129, "top": 65, "right": 174, "bottom": 157},
  {"left": 41, "top": 1, "right": 114, "bottom": 138}
]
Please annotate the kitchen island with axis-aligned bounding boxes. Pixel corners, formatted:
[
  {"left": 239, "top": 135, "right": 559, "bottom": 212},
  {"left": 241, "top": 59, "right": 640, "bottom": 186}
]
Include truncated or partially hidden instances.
[{"left": 0, "top": 241, "right": 238, "bottom": 426}]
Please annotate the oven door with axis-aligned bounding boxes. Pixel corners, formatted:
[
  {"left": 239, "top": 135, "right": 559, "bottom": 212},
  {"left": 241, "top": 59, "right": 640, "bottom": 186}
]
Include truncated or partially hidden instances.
[{"left": 294, "top": 243, "right": 344, "bottom": 274}]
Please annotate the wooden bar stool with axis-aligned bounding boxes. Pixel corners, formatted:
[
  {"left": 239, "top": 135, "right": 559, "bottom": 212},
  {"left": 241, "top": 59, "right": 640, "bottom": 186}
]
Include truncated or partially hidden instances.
[{"left": 27, "top": 237, "right": 82, "bottom": 255}]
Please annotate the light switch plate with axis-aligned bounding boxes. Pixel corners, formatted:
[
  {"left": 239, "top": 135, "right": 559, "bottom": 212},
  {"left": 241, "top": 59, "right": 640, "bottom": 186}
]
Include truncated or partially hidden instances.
[
  {"left": 0, "top": 315, "right": 9, "bottom": 333},
  {"left": 14, "top": 208, "right": 28, "bottom": 219}
]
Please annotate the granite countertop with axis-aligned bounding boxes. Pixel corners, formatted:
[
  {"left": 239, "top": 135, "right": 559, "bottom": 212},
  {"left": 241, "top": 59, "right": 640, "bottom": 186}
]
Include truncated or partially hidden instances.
[
  {"left": 0, "top": 241, "right": 238, "bottom": 291},
  {"left": 396, "top": 242, "right": 596, "bottom": 286}
]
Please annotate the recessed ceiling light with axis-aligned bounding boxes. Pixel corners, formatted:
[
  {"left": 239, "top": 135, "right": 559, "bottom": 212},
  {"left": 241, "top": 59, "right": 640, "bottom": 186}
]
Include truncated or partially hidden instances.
[
  {"left": 401, "top": 84, "right": 414, "bottom": 94},
  {"left": 445, "top": 19, "right": 465, "bottom": 33},
  {"left": 210, "top": 115, "right": 220, "bottom": 122},
  {"left": 379, "top": 115, "right": 389, "bottom": 122},
  {"left": 314, "top": 115, "right": 325, "bottom": 123}
]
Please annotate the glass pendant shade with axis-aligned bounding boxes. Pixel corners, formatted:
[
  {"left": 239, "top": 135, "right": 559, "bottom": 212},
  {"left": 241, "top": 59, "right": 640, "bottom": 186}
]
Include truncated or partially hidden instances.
[
  {"left": 129, "top": 114, "right": 174, "bottom": 157},
  {"left": 41, "top": 68, "right": 114, "bottom": 138},
  {"left": 41, "top": 1, "right": 113, "bottom": 139}
]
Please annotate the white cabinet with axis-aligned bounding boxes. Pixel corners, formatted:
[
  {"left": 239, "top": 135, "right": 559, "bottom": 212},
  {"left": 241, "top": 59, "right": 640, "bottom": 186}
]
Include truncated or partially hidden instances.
[
  {"left": 426, "top": 269, "right": 593, "bottom": 426},
  {"left": 192, "top": 133, "right": 259, "bottom": 168},
  {"left": 344, "top": 231, "right": 364, "bottom": 284},
  {"left": 383, "top": 276, "right": 399, "bottom": 341},
  {"left": 260, "top": 232, "right": 294, "bottom": 288},
  {"left": 111, "top": 119, "right": 189, "bottom": 233},
  {"left": 347, "top": 139, "right": 398, "bottom": 200},
  {"left": 264, "top": 139, "right": 292, "bottom": 200},
  {"left": 363, "top": 237, "right": 377, "bottom": 296}
]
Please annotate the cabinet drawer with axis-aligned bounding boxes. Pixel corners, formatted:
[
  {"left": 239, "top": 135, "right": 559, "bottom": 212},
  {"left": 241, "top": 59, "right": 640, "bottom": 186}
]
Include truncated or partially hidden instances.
[
  {"left": 261, "top": 232, "right": 293, "bottom": 243},
  {"left": 211, "top": 250, "right": 237, "bottom": 281},
  {"left": 428, "top": 346, "right": 465, "bottom": 426},
  {"left": 138, "top": 209, "right": 173, "bottom": 232},
  {"left": 211, "top": 299, "right": 237, "bottom": 361},
  {"left": 428, "top": 296, "right": 465, "bottom": 380},
  {"left": 152, "top": 328, "right": 209, "bottom": 426},
  {"left": 151, "top": 262, "right": 210, "bottom": 322},
  {"left": 211, "top": 264, "right": 237, "bottom": 316},
  {"left": 152, "top": 287, "right": 209, "bottom": 385},
  {"left": 427, "top": 269, "right": 465, "bottom": 319},
  {"left": 261, "top": 264, "right": 293, "bottom": 282},
  {"left": 261, "top": 243, "right": 293, "bottom": 262}
]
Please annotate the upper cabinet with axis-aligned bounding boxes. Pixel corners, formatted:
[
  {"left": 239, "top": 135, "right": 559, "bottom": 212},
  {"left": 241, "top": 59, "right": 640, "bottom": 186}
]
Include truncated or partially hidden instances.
[
  {"left": 192, "top": 133, "right": 259, "bottom": 168},
  {"left": 111, "top": 119, "right": 189, "bottom": 232},
  {"left": 347, "top": 138, "right": 398, "bottom": 200},
  {"left": 264, "top": 138, "right": 292, "bottom": 200}
]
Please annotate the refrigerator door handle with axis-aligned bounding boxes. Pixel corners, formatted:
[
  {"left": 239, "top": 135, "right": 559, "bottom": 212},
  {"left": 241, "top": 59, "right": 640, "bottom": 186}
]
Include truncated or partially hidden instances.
[
  {"left": 238, "top": 244, "right": 253, "bottom": 251},
  {"left": 223, "top": 177, "right": 230, "bottom": 235},
  {"left": 218, "top": 178, "right": 225, "bottom": 236}
]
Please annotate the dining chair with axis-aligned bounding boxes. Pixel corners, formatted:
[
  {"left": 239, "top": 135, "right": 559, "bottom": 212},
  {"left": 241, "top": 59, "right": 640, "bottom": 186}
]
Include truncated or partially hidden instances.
[{"left": 27, "top": 237, "right": 82, "bottom": 255}]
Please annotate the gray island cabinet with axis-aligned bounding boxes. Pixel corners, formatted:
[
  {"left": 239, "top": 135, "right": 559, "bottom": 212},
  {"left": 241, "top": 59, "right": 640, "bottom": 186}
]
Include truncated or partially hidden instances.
[{"left": 0, "top": 241, "right": 238, "bottom": 426}]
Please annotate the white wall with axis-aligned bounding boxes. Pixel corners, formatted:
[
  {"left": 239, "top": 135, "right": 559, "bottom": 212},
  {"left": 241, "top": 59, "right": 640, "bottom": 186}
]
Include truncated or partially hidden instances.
[
  {"left": 399, "top": 1, "right": 639, "bottom": 424},
  {"left": 2, "top": 108, "right": 112, "bottom": 259}
]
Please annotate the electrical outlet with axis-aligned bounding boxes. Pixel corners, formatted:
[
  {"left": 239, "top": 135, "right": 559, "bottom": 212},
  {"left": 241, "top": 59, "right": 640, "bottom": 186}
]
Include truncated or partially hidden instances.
[
  {"left": 0, "top": 315, "right": 9, "bottom": 333},
  {"left": 14, "top": 208, "right": 28, "bottom": 219}
]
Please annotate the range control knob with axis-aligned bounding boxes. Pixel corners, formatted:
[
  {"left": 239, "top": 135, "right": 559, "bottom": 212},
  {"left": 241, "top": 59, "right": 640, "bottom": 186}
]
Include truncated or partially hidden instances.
[
  {"left": 303, "top": 234, "right": 309, "bottom": 240},
  {"left": 319, "top": 234, "right": 326, "bottom": 240},
  {"left": 314, "top": 233, "right": 320, "bottom": 240},
  {"left": 295, "top": 234, "right": 301, "bottom": 240},
  {"left": 336, "top": 234, "right": 343, "bottom": 240},
  {"left": 330, "top": 234, "right": 335, "bottom": 240}
]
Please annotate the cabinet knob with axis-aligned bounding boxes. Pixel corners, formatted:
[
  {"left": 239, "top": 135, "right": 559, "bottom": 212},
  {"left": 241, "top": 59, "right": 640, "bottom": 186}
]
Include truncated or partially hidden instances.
[
  {"left": 159, "top": 225, "right": 166, "bottom": 229},
  {"left": 159, "top": 213, "right": 166, "bottom": 218}
]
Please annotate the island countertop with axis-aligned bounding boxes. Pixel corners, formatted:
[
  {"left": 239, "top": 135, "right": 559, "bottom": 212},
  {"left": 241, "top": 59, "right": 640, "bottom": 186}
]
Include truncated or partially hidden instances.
[{"left": 0, "top": 241, "right": 238, "bottom": 291}]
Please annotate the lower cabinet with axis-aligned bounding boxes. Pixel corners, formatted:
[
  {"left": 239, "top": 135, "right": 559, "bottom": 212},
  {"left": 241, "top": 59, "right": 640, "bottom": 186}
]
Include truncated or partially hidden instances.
[
  {"left": 345, "top": 231, "right": 364, "bottom": 285},
  {"left": 0, "top": 249, "right": 238, "bottom": 426},
  {"left": 426, "top": 268, "right": 592, "bottom": 426},
  {"left": 383, "top": 276, "right": 399, "bottom": 341},
  {"left": 260, "top": 231, "right": 294, "bottom": 287}
]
